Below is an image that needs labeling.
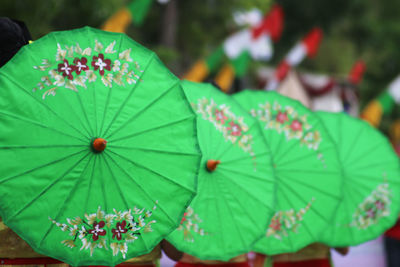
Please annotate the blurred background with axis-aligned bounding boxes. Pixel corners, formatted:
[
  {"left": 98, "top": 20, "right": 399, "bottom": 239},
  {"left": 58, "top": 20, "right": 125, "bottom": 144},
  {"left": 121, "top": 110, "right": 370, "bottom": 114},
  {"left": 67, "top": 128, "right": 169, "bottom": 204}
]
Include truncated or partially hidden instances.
[
  {"left": 1, "top": 1, "right": 399, "bottom": 266},
  {"left": 3, "top": 0, "right": 400, "bottom": 123}
]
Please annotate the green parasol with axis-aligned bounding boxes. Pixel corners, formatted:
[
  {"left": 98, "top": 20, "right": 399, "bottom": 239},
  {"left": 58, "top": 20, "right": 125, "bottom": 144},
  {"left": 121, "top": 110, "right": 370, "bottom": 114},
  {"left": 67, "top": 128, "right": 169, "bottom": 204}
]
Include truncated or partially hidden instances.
[
  {"left": 0, "top": 27, "right": 201, "bottom": 266},
  {"left": 317, "top": 111, "right": 400, "bottom": 246},
  {"left": 166, "top": 81, "right": 276, "bottom": 260},
  {"left": 234, "top": 90, "right": 343, "bottom": 255}
]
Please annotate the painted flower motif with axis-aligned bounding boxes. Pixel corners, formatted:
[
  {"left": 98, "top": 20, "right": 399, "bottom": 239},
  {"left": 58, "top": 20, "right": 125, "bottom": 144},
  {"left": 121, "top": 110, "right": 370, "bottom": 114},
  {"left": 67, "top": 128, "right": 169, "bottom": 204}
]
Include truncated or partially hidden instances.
[
  {"left": 227, "top": 121, "right": 242, "bottom": 136},
  {"left": 91, "top": 53, "right": 111, "bottom": 76},
  {"left": 88, "top": 221, "right": 106, "bottom": 241},
  {"left": 215, "top": 109, "right": 228, "bottom": 124},
  {"left": 267, "top": 199, "right": 314, "bottom": 239},
  {"left": 290, "top": 120, "right": 302, "bottom": 132},
  {"left": 180, "top": 212, "right": 188, "bottom": 224},
  {"left": 269, "top": 218, "right": 281, "bottom": 231},
  {"left": 57, "top": 59, "right": 74, "bottom": 80},
  {"left": 375, "top": 200, "right": 385, "bottom": 210},
  {"left": 366, "top": 208, "right": 375, "bottom": 218},
  {"left": 73, "top": 57, "right": 89, "bottom": 75},
  {"left": 112, "top": 220, "right": 128, "bottom": 241},
  {"left": 276, "top": 111, "right": 289, "bottom": 123},
  {"left": 178, "top": 207, "right": 208, "bottom": 242}
]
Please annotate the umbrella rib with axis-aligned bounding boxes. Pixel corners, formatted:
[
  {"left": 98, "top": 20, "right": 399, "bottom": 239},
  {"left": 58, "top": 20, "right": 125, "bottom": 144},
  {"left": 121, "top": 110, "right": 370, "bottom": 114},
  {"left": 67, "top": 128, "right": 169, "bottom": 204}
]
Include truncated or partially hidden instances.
[
  {"left": 102, "top": 153, "right": 133, "bottom": 209},
  {"left": 279, "top": 178, "right": 333, "bottom": 225},
  {"left": 218, "top": 166, "right": 275, "bottom": 184},
  {"left": 0, "top": 149, "right": 89, "bottom": 185},
  {"left": 82, "top": 155, "right": 98, "bottom": 229},
  {"left": 273, "top": 149, "right": 326, "bottom": 169},
  {"left": 346, "top": 141, "right": 388, "bottom": 167},
  {"left": 104, "top": 152, "right": 179, "bottom": 225},
  {"left": 97, "top": 34, "right": 128, "bottom": 141},
  {"left": 217, "top": 171, "right": 273, "bottom": 209},
  {"left": 92, "top": 68, "right": 99, "bottom": 136},
  {"left": 108, "top": 145, "right": 199, "bottom": 156},
  {"left": 7, "top": 151, "right": 91, "bottom": 222},
  {"left": 99, "top": 155, "right": 110, "bottom": 237},
  {"left": 344, "top": 172, "right": 400, "bottom": 184},
  {"left": 98, "top": 84, "right": 113, "bottom": 139},
  {"left": 346, "top": 176, "right": 384, "bottom": 194},
  {"left": 101, "top": 55, "right": 155, "bottom": 138},
  {"left": 214, "top": 176, "right": 249, "bottom": 251},
  {"left": 107, "top": 150, "right": 196, "bottom": 193},
  {"left": 216, "top": 151, "right": 270, "bottom": 165},
  {"left": 341, "top": 193, "right": 357, "bottom": 243},
  {"left": 266, "top": 123, "right": 286, "bottom": 161},
  {"left": 38, "top": 154, "right": 94, "bottom": 248},
  {"left": 346, "top": 159, "right": 400, "bottom": 173},
  {"left": 276, "top": 168, "right": 340, "bottom": 175},
  {"left": 0, "top": 73, "right": 89, "bottom": 140},
  {"left": 104, "top": 80, "right": 177, "bottom": 140},
  {"left": 219, "top": 171, "right": 273, "bottom": 233},
  {"left": 274, "top": 170, "right": 341, "bottom": 199},
  {"left": 269, "top": 134, "right": 307, "bottom": 164},
  {"left": 0, "top": 111, "right": 88, "bottom": 143},
  {"left": 74, "top": 90, "right": 95, "bottom": 136},
  {"left": 341, "top": 125, "right": 366, "bottom": 163},
  {"left": 212, "top": 175, "right": 228, "bottom": 253},
  {"left": 0, "top": 144, "right": 84, "bottom": 149},
  {"left": 108, "top": 115, "right": 194, "bottom": 143},
  {"left": 277, "top": 184, "right": 316, "bottom": 249},
  {"left": 327, "top": 197, "right": 350, "bottom": 246}
]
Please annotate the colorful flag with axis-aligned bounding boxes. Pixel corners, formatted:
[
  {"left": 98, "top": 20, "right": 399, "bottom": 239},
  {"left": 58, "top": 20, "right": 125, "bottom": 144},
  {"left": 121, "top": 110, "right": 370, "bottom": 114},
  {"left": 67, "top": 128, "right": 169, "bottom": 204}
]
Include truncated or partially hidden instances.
[
  {"left": 265, "top": 27, "right": 323, "bottom": 91},
  {"left": 101, "top": 0, "right": 155, "bottom": 33},
  {"left": 184, "top": 4, "right": 284, "bottom": 90},
  {"left": 361, "top": 76, "right": 400, "bottom": 127}
]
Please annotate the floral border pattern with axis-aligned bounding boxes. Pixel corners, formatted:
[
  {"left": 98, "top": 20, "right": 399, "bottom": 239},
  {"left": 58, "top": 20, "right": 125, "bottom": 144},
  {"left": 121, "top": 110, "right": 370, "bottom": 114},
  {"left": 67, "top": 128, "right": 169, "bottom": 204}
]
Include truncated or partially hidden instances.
[
  {"left": 192, "top": 98, "right": 255, "bottom": 160},
  {"left": 177, "top": 206, "right": 208, "bottom": 242},
  {"left": 250, "top": 101, "right": 326, "bottom": 166},
  {"left": 33, "top": 40, "right": 144, "bottom": 99},
  {"left": 350, "top": 175, "right": 391, "bottom": 229},
  {"left": 50, "top": 201, "right": 158, "bottom": 258},
  {"left": 266, "top": 198, "right": 315, "bottom": 240}
]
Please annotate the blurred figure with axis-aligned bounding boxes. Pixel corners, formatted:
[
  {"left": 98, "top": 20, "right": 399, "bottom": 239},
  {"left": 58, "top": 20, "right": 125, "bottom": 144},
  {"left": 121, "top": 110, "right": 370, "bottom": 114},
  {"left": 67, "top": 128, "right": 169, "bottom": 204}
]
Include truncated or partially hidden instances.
[
  {"left": 252, "top": 244, "right": 349, "bottom": 267},
  {"left": 0, "top": 17, "right": 31, "bottom": 67},
  {"left": 174, "top": 253, "right": 249, "bottom": 267},
  {"left": 104, "top": 240, "right": 181, "bottom": 267}
]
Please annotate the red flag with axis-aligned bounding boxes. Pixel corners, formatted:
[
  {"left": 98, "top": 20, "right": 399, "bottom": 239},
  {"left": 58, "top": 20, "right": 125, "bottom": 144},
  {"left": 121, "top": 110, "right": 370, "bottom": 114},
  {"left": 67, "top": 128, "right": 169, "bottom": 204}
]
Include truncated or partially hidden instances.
[
  {"left": 252, "top": 4, "right": 284, "bottom": 42},
  {"left": 348, "top": 60, "right": 366, "bottom": 85}
]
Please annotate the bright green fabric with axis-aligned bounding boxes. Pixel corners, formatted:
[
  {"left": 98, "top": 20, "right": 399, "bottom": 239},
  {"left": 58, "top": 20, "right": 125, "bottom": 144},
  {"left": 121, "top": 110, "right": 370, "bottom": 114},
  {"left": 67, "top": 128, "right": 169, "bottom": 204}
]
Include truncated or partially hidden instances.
[
  {"left": 377, "top": 91, "right": 395, "bottom": 114},
  {"left": 0, "top": 27, "right": 201, "bottom": 266},
  {"left": 167, "top": 81, "right": 276, "bottom": 260},
  {"left": 234, "top": 90, "right": 343, "bottom": 255},
  {"left": 205, "top": 46, "right": 225, "bottom": 73},
  {"left": 318, "top": 112, "right": 400, "bottom": 246},
  {"left": 127, "top": 0, "right": 154, "bottom": 25}
]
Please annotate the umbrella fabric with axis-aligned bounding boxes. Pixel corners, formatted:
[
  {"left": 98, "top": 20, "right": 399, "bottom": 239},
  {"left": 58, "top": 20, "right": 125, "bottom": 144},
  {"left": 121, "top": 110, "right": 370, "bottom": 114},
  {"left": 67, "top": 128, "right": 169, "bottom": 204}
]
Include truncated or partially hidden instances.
[
  {"left": 166, "top": 81, "right": 276, "bottom": 260},
  {"left": 318, "top": 111, "right": 400, "bottom": 246},
  {"left": 234, "top": 90, "right": 343, "bottom": 255},
  {"left": 0, "top": 27, "right": 201, "bottom": 266}
]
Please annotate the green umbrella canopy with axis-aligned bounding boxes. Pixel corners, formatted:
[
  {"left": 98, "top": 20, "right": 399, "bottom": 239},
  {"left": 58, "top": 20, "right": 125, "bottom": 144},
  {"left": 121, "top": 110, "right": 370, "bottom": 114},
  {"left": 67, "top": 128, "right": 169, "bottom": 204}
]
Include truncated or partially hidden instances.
[
  {"left": 0, "top": 27, "right": 201, "bottom": 266},
  {"left": 234, "top": 90, "right": 343, "bottom": 255},
  {"left": 317, "top": 111, "right": 400, "bottom": 247},
  {"left": 166, "top": 81, "right": 276, "bottom": 260}
]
